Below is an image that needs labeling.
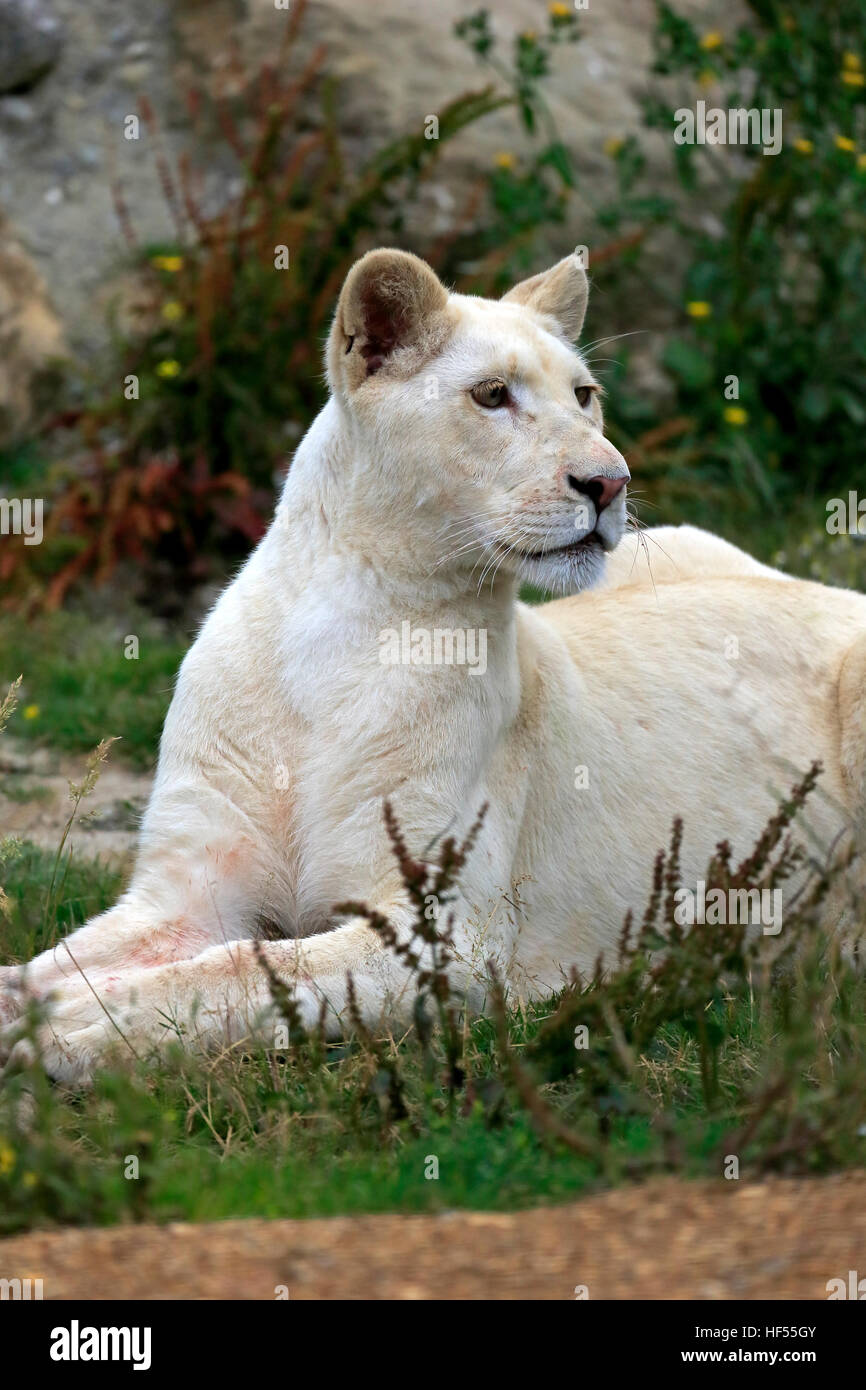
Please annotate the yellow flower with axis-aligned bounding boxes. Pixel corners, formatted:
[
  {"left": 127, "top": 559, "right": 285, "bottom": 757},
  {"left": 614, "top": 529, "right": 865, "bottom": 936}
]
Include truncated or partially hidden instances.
[
  {"left": 835, "top": 134, "right": 857, "bottom": 151},
  {"left": 697, "top": 69, "right": 717, "bottom": 89},
  {"left": 0, "top": 1144, "right": 14, "bottom": 1176},
  {"left": 22, "top": 1172, "right": 37, "bottom": 1188},
  {"left": 521, "top": 30, "right": 537, "bottom": 42},
  {"left": 857, "top": 153, "right": 866, "bottom": 170},
  {"left": 23, "top": 704, "right": 39, "bottom": 720},
  {"left": 686, "top": 301, "right": 712, "bottom": 318},
  {"left": 548, "top": 1, "right": 570, "bottom": 15},
  {"left": 155, "top": 359, "right": 181, "bottom": 379},
  {"left": 494, "top": 151, "right": 515, "bottom": 170},
  {"left": 603, "top": 136, "right": 624, "bottom": 157},
  {"left": 724, "top": 406, "right": 749, "bottom": 426},
  {"left": 843, "top": 52, "right": 862, "bottom": 70},
  {"left": 700, "top": 32, "right": 723, "bottom": 51},
  {"left": 161, "top": 300, "right": 184, "bottom": 322},
  {"left": 151, "top": 254, "right": 184, "bottom": 272},
  {"left": 793, "top": 138, "right": 813, "bottom": 154},
  {"left": 841, "top": 70, "right": 866, "bottom": 86}
]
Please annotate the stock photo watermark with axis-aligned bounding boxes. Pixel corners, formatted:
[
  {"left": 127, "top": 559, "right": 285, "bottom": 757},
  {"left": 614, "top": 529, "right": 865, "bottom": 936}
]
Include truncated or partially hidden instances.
[
  {"left": 379, "top": 622, "right": 488, "bottom": 675},
  {"left": 50, "top": 1322, "right": 152, "bottom": 1370},
  {"left": 827, "top": 1270, "right": 866, "bottom": 1299},
  {"left": 0, "top": 497, "right": 43, "bottom": 545},
  {"left": 826, "top": 491, "right": 866, "bottom": 535},
  {"left": 673, "top": 880, "right": 783, "bottom": 935},
  {"left": 0, "top": 1275, "right": 44, "bottom": 1300},
  {"left": 674, "top": 101, "right": 783, "bottom": 156}
]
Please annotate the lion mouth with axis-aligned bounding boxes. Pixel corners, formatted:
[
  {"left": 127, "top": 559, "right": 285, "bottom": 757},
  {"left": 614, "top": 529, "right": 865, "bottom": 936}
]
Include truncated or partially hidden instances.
[{"left": 507, "top": 531, "right": 606, "bottom": 561}]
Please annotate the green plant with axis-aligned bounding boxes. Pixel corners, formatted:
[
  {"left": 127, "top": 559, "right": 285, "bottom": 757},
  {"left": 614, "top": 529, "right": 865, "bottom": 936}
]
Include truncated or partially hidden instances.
[
  {"left": 0, "top": 676, "right": 23, "bottom": 926},
  {"left": 6, "top": 1, "right": 595, "bottom": 610},
  {"left": 617, "top": 1, "right": 866, "bottom": 519},
  {"left": 498, "top": 764, "right": 866, "bottom": 1171},
  {"left": 453, "top": 7, "right": 580, "bottom": 280},
  {"left": 3, "top": 764, "right": 864, "bottom": 1236}
]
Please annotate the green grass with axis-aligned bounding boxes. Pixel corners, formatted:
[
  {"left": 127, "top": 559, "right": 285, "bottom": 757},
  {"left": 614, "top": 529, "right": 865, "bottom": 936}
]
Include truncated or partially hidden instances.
[
  {"left": 0, "top": 780, "right": 52, "bottom": 804},
  {"left": 0, "top": 611, "right": 188, "bottom": 768},
  {"left": 0, "top": 828, "right": 614, "bottom": 1230},
  {"left": 1, "top": 814, "right": 865, "bottom": 1237},
  {"left": 1, "top": 840, "right": 124, "bottom": 966}
]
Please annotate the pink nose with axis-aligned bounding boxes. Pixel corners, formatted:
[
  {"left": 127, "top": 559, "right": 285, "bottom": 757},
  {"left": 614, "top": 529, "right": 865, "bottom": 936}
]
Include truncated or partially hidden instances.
[{"left": 569, "top": 474, "right": 628, "bottom": 512}]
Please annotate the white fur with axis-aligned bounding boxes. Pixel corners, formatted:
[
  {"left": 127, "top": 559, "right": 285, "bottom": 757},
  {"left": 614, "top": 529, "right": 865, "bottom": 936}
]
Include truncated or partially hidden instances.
[{"left": 2, "top": 252, "right": 865, "bottom": 1084}]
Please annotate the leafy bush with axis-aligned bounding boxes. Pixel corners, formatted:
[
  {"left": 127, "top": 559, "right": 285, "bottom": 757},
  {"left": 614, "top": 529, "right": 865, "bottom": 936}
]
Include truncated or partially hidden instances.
[
  {"left": 610, "top": 0, "right": 866, "bottom": 518},
  {"left": 5, "top": 1, "right": 591, "bottom": 609}
]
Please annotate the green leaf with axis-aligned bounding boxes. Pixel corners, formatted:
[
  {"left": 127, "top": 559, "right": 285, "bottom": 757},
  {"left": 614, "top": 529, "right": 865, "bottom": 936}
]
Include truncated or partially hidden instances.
[
  {"left": 801, "top": 382, "right": 830, "bottom": 422},
  {"left": 662, "top": 337, "right": 713, "bottom": 389},
  {"left": 540, "top": 141, "right": 574, "bottom": 187},
  {"left": 838, "top": 390, "right": 866, "bottom": 425}
]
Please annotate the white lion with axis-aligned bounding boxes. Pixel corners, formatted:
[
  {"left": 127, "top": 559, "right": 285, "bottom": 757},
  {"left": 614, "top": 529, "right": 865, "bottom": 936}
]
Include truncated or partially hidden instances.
[{"left": 3, "top": 249, "right": 865, "bottom": 1083}]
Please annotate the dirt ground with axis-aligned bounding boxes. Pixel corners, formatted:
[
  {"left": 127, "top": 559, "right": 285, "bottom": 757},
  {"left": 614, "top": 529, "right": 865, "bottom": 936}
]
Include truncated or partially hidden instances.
[
  {"left": 0, "top": 738, "right": 150, "bottom": 860},
  {"left": 2, "top": 1172, "right": 865, "bottom": 1300}
]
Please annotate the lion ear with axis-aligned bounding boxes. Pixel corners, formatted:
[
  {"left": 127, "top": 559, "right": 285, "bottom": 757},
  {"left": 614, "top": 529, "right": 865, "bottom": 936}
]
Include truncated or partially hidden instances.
[
  {"left": 501, "top": 253, "right": 589, "bottom": 340},
  {"left": 327, "top": 248, "right": 450, "bottom": 392}
]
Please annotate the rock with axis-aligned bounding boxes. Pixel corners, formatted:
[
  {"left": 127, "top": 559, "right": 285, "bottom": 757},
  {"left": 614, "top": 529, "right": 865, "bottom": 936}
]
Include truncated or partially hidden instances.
[
  {"left": 0, "top": 95, "right": 37, "bottom": 128},
  {"left": 0, "top": 739, "right": 53, "bottom": 775},
  {"left": 77, "top": 143, "right": 101, "bottom": 169},
  {"left": 118, "top": 61, "right": 151, "bottom": 86},
  {"left": 0, "top": 0, "right": 746, "bottom": 371},
  {"left": 178, "top": 0, "right": 748, "bottom": 340},
  {"left": 0, "top": 0, "right": 63, "bottom": 94},
  {"left": 0, "top": 215, "right": 66, "bottom": 444}
]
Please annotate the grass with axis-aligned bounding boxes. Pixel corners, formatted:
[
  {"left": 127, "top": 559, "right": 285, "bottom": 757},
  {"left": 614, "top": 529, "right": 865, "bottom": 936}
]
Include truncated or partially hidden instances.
[
  {"left": 1, "top": 780, "right": 52, "bottom": 804},
  {"left": 0, "top": 611, "right": 187, "bottom": 768},
  {"left": 1, "top": 841, "right": 124, "bottom": 966},
  {"left": 1, "top": 770, "right": 865, "bottom": 1238}
]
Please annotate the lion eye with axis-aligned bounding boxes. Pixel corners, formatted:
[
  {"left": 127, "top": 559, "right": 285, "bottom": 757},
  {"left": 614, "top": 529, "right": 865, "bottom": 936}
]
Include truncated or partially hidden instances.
[
  {"left": 471, "top": 379, "right": 510, "bottom": 409},
  {"left": 574, "top": 385, "right": 594, "bottom": 409}
]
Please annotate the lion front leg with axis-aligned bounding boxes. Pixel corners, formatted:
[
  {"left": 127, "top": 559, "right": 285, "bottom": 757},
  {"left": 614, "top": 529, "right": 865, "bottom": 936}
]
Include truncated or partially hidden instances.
[
  {"left": 0, "top": 822, "right": 271, "bottom": 1033},
  {"left": 0, "top": 910, "right": 483, "bottom": 1085}
]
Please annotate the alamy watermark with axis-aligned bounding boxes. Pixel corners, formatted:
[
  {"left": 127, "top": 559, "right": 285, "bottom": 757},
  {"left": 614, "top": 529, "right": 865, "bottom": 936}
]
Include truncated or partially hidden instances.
[
  {"left": 673, "top": 879, "right": 783, "bottom": 935},
  {"left": 674, "top": 101, "right": 782, "bottom": 156},
  {"left": 0, "top": 497, "right": 43, "bottom": 545},
  {"left": 827, "top": 1270, "right": 866, "bottom": 1299},
  {"left": 49, "top": 1321, "right": 152, "bottom": 1370},
  {"left": 379, "top": 621, "right": 487, "bottom": 675},
  {"left": 826, "top": 491, "right": 866, "bottom": 535},
  {"left": 0, "top": 1275, "right": 43, "bottom": 1299}
]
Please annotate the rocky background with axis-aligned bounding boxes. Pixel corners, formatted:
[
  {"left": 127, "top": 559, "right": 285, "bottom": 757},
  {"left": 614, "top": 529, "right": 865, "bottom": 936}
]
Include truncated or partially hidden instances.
[{"left": 0, "top": 0, "right": 737, "bottom": 448}]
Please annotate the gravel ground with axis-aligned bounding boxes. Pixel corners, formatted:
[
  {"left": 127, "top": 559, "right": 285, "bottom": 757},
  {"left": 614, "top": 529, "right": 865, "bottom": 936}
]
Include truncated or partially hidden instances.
[
  {"left": 0, "top": 738, "right": 149, "bottom": 859},
  {"left": 2, "top": 1172, "right": 865, "bottom": 1300}
]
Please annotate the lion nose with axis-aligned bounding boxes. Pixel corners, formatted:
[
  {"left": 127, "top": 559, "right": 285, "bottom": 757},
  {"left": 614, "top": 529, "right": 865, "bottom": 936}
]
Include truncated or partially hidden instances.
[{"left": 567, "top": 474, "right": 629, "bottom": 512}]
